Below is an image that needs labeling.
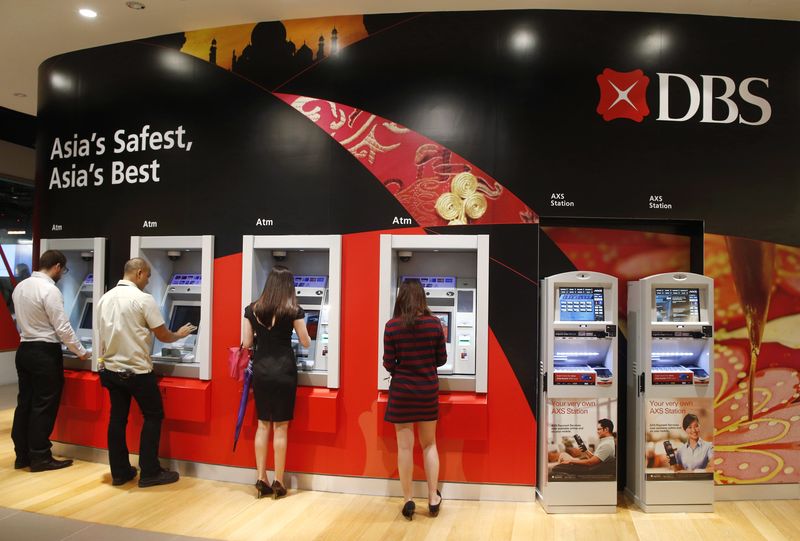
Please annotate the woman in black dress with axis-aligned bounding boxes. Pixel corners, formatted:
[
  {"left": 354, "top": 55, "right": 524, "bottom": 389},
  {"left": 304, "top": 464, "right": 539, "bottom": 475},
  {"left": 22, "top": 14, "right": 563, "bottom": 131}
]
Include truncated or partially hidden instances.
[
  {"left": 242, "top": 265, "right": 310, "bottom": 499},
  {"left": 383, "top": 280, "right": 447, "bottom": 520}
]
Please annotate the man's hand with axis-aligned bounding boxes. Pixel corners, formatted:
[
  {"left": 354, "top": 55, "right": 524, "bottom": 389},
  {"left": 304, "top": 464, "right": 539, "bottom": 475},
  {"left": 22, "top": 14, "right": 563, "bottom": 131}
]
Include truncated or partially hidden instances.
[
  {"left": 79, "top": 352, "right": 91, "bottom": 362},
  {"left": 176, "top": 323, "right": 197, "bottom": 338}
]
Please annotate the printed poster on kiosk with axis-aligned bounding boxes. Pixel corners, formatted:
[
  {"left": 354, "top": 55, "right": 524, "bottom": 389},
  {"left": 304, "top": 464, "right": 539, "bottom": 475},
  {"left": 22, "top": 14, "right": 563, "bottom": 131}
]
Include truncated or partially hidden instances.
[
  {"left": 645, "top": 398, "right": 714, "bottom": 481},
  {"left": 546, "top": 398, "right": 617, "bottom": 482}
]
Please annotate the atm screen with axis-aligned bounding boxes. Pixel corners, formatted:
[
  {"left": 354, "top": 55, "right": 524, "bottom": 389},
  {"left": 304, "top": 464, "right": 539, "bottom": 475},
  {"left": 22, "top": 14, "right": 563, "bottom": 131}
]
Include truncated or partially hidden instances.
[
  {"left": 458, "top": 290, "right": 474, "bottom": 312},
  {"left": 169, "top": 304, "right": 200, "bottom": 334},
  {"left": 79, "top": 301, "right": 93, "bottom": 329},
  {"left": 655, "top": 288, "right": 700, "bottom": 322},
  {"left": 433, "top": 312, "right": 451, "bottom": 342},
  {"left": 401, "top": 276, "right": 456, "bottom": 289},
  {"left": 169, "top": 274, "right": 202, "bottom": 286},
  {"left": 559, "top": 287, "right": 604, "bottom": 321},
  {"left": 305, "top": 310, "right": 320, "bottom": 340}
]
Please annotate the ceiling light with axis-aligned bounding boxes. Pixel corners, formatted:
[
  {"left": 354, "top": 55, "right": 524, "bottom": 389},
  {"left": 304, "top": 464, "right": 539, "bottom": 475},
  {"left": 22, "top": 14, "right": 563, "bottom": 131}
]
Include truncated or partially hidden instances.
[
  {"left": 126, "top": 1, "right": 146, "bottom": 9},
  {"left": 7, "top": 230, "right": 26, "bottom": 235},
  {"left": 13, "top": 92, "right": 27, "bottom": 97},
  {"left": 79, "top": 8, "right": 98, "bottom": 18}
]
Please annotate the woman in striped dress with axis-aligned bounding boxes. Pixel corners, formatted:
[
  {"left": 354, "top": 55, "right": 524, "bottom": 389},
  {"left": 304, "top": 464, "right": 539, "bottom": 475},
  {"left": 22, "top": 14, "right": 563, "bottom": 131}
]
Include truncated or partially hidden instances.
[{"left": 383, "top": 279, "right": 447, "bottom": 520}]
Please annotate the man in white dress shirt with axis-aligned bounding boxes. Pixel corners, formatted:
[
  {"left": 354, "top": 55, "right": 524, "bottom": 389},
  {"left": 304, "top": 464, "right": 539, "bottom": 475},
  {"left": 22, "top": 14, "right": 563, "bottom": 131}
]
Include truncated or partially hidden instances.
[
  {"left": 11, "top": 250, "right": 91, "bottom": 472},
  {"left": 97, "top": 258, "right": 195, "bottom": 487}
]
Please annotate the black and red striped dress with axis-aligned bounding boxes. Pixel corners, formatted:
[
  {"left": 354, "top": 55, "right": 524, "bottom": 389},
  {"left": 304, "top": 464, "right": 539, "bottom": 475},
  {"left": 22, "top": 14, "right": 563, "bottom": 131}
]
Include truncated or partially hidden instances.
[{"left": 383, "top": 315, "right": 448, "bottom": 423}]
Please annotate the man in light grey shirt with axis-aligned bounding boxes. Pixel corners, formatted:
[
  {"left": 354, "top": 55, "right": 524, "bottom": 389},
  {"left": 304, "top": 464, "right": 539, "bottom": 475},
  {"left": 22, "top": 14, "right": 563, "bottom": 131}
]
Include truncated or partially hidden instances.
[
  {"left": 97, "top": 258, "right": 195, "bottom": 487},
  {"left": 558, "top": 418, "right": 617, "bottom": 466},
  {"left": 11, "top": 250, "right": 90, "bottom": 472}
]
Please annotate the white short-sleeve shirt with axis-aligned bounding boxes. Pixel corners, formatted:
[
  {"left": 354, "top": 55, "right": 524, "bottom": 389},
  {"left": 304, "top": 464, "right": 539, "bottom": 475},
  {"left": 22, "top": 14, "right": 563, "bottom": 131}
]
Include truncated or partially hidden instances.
[
  {"left": 594, "top": 435, "right": 616, "bottom": 462},
  {"left": 97, "top": 279, "right": 165, "bottom": 373}
]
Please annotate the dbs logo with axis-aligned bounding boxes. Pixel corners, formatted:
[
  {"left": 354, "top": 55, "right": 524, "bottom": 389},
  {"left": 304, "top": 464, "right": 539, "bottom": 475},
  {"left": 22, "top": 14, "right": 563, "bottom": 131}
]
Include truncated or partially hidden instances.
[
  {"left": 596, "top": 68, "right": 651, "bottom": 122},
  {"left": 596, "top": 67, "right": 772, "bottom": 125}
]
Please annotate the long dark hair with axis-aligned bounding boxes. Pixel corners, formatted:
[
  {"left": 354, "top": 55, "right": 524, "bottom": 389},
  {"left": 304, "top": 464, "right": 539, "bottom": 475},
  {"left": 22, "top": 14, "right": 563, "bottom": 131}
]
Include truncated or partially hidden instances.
[
  {"left": 393, "top": 279, "right": 431, "bottom": 328},
  {"left": 253, "top": 265, "right": 298, "bottom": 328}
]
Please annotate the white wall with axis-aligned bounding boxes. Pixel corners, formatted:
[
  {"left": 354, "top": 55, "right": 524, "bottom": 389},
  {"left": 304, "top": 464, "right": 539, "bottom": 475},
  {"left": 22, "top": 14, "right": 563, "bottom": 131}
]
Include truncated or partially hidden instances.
[{"left": 0, "top": 350, "right": 17, "bottom": 385}]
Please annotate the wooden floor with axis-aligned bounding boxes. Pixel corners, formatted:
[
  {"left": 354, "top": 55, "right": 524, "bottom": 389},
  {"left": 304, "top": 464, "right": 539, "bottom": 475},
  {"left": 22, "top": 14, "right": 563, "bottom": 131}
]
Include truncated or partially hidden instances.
[{"left": 1, "top": 408, "right": 798, "bottom": 541}]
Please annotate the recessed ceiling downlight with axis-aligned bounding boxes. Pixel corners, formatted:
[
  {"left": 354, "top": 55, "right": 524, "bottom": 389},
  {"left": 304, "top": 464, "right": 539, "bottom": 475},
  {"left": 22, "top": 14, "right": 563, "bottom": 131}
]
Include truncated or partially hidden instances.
[
  {"left": 126, "top": 1, "right": 146, "bottom": 9},
  {"left": 79, "top": 8, "right": 97, "bottom": 18}
]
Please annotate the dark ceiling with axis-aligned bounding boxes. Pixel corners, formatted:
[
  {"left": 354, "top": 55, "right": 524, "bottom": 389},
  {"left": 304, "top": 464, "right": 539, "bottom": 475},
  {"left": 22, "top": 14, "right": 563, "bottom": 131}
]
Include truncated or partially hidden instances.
[{"left": 0, "top": 106, "right": 36, "bottom": 149}]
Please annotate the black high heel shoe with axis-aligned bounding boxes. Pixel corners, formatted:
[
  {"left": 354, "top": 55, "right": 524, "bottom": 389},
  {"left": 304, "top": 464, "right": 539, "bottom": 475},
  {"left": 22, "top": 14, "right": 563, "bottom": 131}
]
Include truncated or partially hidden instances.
[
  {"left": 271, "top": 480, "right": 287, "bottom": 499},
  {"left": 429, "top": 490, "right": 442, "bottom": 517},
  {"left": 255, "top": 479, "right": 273, "bottom": 499},
  {"left": 401, "top": 500, "right": 415, "bottom": 520}
]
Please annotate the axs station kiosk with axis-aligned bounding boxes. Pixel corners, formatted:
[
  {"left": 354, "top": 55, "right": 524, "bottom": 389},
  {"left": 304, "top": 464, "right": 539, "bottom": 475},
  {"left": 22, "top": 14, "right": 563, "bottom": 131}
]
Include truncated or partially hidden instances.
[
  {"left": 537, "top": 271, "right": 618, "bottom": 513},
  {"left": 130, "top": 235, "right": 214, "bottom": 380},
  {"left": 39, "top": 237, "right": 106, "bottom": 371},
  {"left": 378, "top": 234, "right": 489, "bottom": 393},
  {"left": 241, "top": 235, "right": 342, "bottom": 388},
  {"left": 627, "top": 272, "right": 714, "bottom": 512}
]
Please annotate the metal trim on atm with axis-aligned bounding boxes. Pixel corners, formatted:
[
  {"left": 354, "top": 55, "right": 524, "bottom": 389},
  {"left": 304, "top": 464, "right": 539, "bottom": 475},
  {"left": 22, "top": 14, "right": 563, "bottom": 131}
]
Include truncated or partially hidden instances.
[
  {"left": 130, "top": 235, "right": 214, "bottom": 380},
  {"left": 40, "top": 237, "right": 106, "bottom": 372},
  {"left": 241, "top": 235, "right": 342, "bottom": 389},
  {"left": 377, "top": 234, "right": 489, "bottom": 393}
]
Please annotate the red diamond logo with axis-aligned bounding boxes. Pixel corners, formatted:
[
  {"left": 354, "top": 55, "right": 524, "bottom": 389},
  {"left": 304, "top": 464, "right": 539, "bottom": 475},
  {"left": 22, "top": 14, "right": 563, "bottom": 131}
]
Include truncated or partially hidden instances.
[{"left": 596, "top": 68, "right": 650, "bottom": 122}]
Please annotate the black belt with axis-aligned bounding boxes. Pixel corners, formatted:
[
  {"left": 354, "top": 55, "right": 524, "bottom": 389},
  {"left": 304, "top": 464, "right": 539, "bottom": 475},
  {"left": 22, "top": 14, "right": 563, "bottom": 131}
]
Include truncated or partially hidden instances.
[{"left": 101, "top": 367, "right": 148, "bottom": 379}]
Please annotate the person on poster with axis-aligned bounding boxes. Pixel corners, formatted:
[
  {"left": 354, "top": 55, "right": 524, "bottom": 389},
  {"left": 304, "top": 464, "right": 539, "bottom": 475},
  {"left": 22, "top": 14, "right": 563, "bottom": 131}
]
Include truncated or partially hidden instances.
[
  {"left": 673, "top": 413, "right": 713, "bottom": 472},
  {"left": 557, "top": 418, "right": 616, "bottom": 468},
  {"left": 97, "top": 258, "right": 195, "bottom": 487},
  {"left": 11, "top": 250, "right": 90, "bottom": 472}
]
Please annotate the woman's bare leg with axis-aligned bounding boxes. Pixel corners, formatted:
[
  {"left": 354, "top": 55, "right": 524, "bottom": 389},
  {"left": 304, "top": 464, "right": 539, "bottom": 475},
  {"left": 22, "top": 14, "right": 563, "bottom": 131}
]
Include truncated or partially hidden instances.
[
  {"left": 418, "top": 420, "right": 440, "bottom": 504},
  {"left": 273, "top": 421, "right": 289, "bottom": 484},
  {"left": 255, "top": 420, "right": 271, "bottom": 482},
  {"left": 395, "top": 423, "right": 415, "bottom": 502}
]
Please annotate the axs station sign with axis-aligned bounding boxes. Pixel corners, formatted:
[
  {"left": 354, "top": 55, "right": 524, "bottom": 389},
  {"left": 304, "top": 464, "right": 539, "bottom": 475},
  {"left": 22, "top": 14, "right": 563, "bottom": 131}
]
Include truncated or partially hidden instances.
[{"left": 596, "top": 68, "right": 771, "bottom": 125}]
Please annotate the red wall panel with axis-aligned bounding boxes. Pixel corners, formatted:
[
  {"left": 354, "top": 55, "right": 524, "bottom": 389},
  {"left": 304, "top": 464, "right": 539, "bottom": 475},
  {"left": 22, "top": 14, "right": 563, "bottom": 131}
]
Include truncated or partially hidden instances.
[{"left": 53, "top": 231, "right": 537, "bottom": 485}]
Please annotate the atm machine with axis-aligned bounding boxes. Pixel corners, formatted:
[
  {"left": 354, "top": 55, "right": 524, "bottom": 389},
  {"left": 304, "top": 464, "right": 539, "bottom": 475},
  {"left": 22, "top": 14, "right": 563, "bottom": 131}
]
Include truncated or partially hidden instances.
[
  {"left": 152, "top": 273, "right": 202, "bottom": 364},
  {"left": 627, "top": 272, "right": 714, "bottom": 512},
  {"left": 130, "top": 235, "right": 213, "bottom": 380},
  {"left": 537, "top": 271, "right": 618, "bottom": 513},
  {"left": 39, "top": 237, "right": 105, "bottom": 371},
  {"left": 292, "top": 274, "right": 331, "bottom": 373},
  {"left": 241, "top": 235, "right": 341, "bottom": 388},
  {"left": 396, "top": 275, "right": 477, "bottom": 376},
  {"left": 73, "top": 273, "right": 95, "bottom": 348},
  {"left": 378, "top": 234, "right": 489, "bottom": 393}
]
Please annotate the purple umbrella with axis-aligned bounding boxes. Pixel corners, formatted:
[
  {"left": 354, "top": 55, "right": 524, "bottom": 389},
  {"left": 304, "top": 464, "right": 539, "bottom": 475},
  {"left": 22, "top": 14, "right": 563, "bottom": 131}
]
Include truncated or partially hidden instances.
[{"left": 233, "top": 358, "right": 254, "bottom": 451}]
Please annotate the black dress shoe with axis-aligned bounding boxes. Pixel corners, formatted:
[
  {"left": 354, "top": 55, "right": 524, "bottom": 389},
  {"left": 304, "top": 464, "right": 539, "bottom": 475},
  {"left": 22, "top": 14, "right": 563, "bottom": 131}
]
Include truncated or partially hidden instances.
[
  {"left": 30, "top": 458, "right": 73, "bottom": 472},
  {"left": 401, "top": 500, "right": 415, "bottom": 520},
  {"left": 14, "top": 458, "right": 30, "bottom": 470},
  {"left": 429, "top": 490, "right": 442, "bottom": 517},
  {"left": 271, "top": 480, "right": 287, "bottom": 499},
  {"left": 138, "top": 468, "right": 179, "bottom": 488},
  {"left": 112, "top": 466, "right": 138, "bottom": 486},
  {"left": 255, "top": 479, "right": 274, "bottom": 499}
]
